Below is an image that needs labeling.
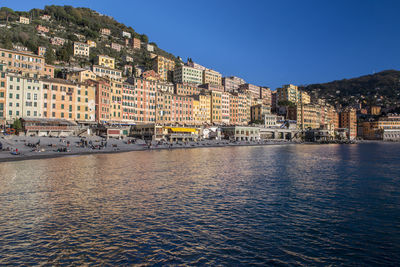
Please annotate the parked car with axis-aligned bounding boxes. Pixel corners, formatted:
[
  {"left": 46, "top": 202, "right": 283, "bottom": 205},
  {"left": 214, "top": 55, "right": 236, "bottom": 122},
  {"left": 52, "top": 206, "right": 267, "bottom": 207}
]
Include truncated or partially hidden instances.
[{"left": 0, "top": 141, "right": 2, "bottom": 150}]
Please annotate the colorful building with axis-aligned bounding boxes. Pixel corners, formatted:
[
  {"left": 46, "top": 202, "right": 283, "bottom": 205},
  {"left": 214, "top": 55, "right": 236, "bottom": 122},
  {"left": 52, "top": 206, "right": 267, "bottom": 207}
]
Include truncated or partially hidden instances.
[
  {"left": 41, "top": 78, "right": 76, "bottom": 121},
  {"left": 73, "top": 42, "right": 90, "bottom": 58},
  {"left": 0, "top": 48, "right": 45, "bottom": 77},
  {"left": 211, "top": 91, "right": 222, "bottom": 124},
  {"left": 95, "top": 55, "right": 115, "bottom": 69},
  {"left": 239, "top": 83, "right": 261, "bottom": 99},
  {"left": 222, "top": 76, "right": 246, "bottom": 92},
  {"left": 174, "top": 83, "right": 201, "bottom": 96},
  {"left": 340, "top": 108, "right": 357, "bottom": 140},
  {"left": 152, "top": 55, "right": 175, "bottom": 81},
  {"left": 174, "top": 65, "right": 203, "bottom": 85},
  {"left": 203, "top": 69, "right": 222, "bottom": 85}
]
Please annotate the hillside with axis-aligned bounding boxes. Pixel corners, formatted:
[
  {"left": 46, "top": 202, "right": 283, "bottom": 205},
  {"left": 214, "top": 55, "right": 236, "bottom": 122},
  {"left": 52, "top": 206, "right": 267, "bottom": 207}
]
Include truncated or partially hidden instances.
[
  {"left": 301, "top": 70, "right": 400, "bottom": 110},
  {"left": 0, "top": 5, "right": 177, "bottom": 71}
]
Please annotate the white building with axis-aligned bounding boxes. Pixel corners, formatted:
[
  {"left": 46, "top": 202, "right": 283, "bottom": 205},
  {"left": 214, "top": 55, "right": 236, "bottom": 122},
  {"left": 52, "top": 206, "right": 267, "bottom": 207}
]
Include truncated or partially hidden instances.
[
  {"left": 5, "top": 73, "right": 43, "bottom": 122},
  {"left": 122, "top": 31, "right": 131, "bottom": 38}
]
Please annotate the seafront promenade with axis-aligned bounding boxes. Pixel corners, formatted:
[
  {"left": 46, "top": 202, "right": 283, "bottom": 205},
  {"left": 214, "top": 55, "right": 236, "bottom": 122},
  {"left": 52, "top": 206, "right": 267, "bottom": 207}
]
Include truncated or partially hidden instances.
[{"left": 0, "top": 135, "right": 295, "bottom": 162}]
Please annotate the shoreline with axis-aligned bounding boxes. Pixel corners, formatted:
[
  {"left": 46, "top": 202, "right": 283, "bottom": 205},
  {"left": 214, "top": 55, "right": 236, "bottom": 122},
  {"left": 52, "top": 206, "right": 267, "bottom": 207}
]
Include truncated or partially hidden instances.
[
  {"left": 0, "top": 140, "right": 296, "bottom": 163},
  {"left": 0, "top": 138, "right": 390, "bottom": 163}
]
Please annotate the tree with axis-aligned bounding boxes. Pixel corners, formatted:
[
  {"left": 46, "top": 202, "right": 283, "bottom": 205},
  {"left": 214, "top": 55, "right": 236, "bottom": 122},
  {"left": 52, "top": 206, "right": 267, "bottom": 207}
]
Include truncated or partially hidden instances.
[
  {"left": 140, "top": 34, "right": 148, "bottom": 43},
  {"left": 12, "top": 119, "right": 22, "bottom": 134},
  {"left": 45, "top": 47, "right": 56, "bottom": 64}
]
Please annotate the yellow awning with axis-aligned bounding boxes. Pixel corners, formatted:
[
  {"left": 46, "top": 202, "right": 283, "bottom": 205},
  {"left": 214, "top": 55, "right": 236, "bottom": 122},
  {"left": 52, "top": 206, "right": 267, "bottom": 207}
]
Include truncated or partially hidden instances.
[{"left": 166, "top": 127, "right": 197, "bottom": 133}]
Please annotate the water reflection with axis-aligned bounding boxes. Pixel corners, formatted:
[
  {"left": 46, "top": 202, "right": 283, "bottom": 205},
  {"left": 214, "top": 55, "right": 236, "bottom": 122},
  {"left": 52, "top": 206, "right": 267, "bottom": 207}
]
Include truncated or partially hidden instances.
[{"left": 0, "top": 143, "right": 400, "bottom": 265}]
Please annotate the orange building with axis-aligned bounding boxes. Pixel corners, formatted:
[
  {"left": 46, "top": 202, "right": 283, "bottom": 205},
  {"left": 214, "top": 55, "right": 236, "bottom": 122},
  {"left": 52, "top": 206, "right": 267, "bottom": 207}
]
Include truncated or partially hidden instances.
[
  {"left": 0, "top": 48, "right": 45, "bottom": 78},
  {"left": 174, "top": 83, "right": 201, "bottom": 96},
  {"left": 87, "top": 79, "right": 111, "bottom": 123},
  {"left": 134, "top": 78, "right": 156, "bottom": 123},
  {"left": 42, "top": 78, "right": 77, "bottom": 121},
  {"left": 340, "top": 108, "right": 357, "bottom": 140},
  {"left": 0, "top": 64, "right": 7, "bottom": 123}
]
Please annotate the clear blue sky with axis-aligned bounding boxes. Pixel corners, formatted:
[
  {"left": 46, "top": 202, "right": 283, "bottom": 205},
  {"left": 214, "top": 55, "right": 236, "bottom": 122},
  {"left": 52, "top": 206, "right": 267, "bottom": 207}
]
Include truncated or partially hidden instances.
[{"left": 3, "top": 0, "right": 400, "bottom": 89}]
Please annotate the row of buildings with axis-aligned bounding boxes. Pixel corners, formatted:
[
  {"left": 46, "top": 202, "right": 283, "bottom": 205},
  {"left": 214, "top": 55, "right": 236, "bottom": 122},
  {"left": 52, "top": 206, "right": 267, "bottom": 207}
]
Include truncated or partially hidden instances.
[{"left": 1, "top": 45, "right": 398, "bottom": 141}]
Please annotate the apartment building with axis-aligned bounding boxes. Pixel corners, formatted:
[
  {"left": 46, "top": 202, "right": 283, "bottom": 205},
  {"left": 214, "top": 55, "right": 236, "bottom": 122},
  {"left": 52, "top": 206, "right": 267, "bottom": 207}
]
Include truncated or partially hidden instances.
[
  {"left": 100, "top": 28, "right": 111, "bottom": 36},
  {"left": 0, "top": 64, "right": 6, "bottom": 123},
  {"left": 193, "top": 94, "right": 211, "bottom": 125},
  {"left": 171, "top": 94, "right": 193, "bottom": 124},
  {"left": 174, "top": 65, "right": 203, "bottom": 85},
  {"left": 92, "top": 65, "right": 122, "bottom": 81},
  {"left": 67, "top": 70, "right": 97, "bottom": 83},
  {"left": 111, "top": 43, "right": 122, "bottom": 52},
  {"left": 75, "top": 82, "right": 96, "bottom": 122},
  {"left": 5, "top": 73, "right": 43, "bottom": 122},
  {"left": 277, "top": 84, "right": 299, "bottom": 104},
  {"left": 108, "top": 80, "right": 123, "bottom": 122},
  {"left": 132, "top": 38, "right": 141, "bottom": 49},
  {"left": 198, "top": 83, "right": 224, "bottom": 92},
  {"left": 41, "top": 78, "right": 77, "bottom": 121},
  {"left": 156, "top": 91, "right": 172, "bottom": 125},
  {"left": 174, "top": 83, "right": 201, "bottom": 96},
  {"left": 122, "top": 82, "right": 136, "bottom": 123},
  {"left": 221, "top": 92, "right": 230, "bottom": 125},
  {"left": 222, "top": 76, "right": 245, "bottom": 92},
  {"left": 122, "top": 31, "right": 132, "bottom": 39},
  {"left": 211, "top": 91, "right": 222, "bottom": 124},
  {"left": 36, "top": 25, "right": 49, "bottom": 33},
  {"left": 95, "top": 55, "right": 115, "bottom": 69},
  {"left": 134, "top": 78, "right": 156, "bottom": 123},
  {"left": 203, "top": 69, "right": 222, "bottom": 85},
  {"left": 152, "top": 55, "right": 175, "bottom": 81},
  {"left": 19, "top": 16, "right": 30, "bottom": 24},
  {"left": 87, "top": 79, "right": 111, "bottom": 122},
  {"left": 38, "top": 46, "right": 47, "bottom": 56},
  {"left": 340, "top": 108, "right": 357, "bottom": 140},
  {"left": 0, "top": 48, "right": 45, "bottom": 77},
  {"left": 50, "top": 37, "right": 65, "bottom": 46},
  {"left": 73, "top": 42, "right": 90, "bottom": 58},
  {"left": 239, "top": 83, "right": 261, "bottom": 99},
  {"left": 156, "top": 81, "right": 174, "bottom": 94},
  {"left": 86, "top": 40, "right": 97, "bottom": 48}
]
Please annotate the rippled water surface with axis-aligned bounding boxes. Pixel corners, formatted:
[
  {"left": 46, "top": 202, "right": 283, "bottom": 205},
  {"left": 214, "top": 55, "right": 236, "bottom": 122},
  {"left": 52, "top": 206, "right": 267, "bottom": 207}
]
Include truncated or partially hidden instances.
[{"left": 1, "top": 143, "right": 400, "bottom": 265}]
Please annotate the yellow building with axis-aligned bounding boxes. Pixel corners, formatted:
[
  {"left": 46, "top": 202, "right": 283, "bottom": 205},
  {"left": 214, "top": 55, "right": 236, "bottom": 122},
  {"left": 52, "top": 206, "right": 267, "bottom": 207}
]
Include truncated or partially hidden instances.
[
  {"left": 361, "top": 115, "right": 400, "bottom": 140},
  {"left": 203, "top": 69, "right": 222, "bottom": 85},
  {"left": 109, "top": 80, "right": 124, "bottom": 122},
  {"left": 19, "top": 16, "right": 30, "bottom": 24},
  {"left": 0, "top": 48, "right": 45, "bottom": 77},
  {"left": 299, "top": 91, "right": 311, "bottom": 104},
  {"left": 86, "top": 40, "right": 97, "bottom": 48},
  {"left": 289, "top": 104, "right": 321, "bottom": 130},
  {"left": 211, "top": 91, "right": 222, "bottom": 124},
  {"left": 96, "top": 55, "right": 115, "bottom": 69},
  {"left": 75, "top": 82, "right": 96, "bottom": 122},
  {"left": 277, "top": 84, "right": 298, "bottom": 104},
  {"left": 152, "top": 55, "right": 175, "bottom": 81},
  {"left": 66, "top": 70, "right": 97, "bottom": 83},
  {"left": 192, "top": 94, "right": 211, "bottom": 125},
  {"left": 42, "top": 78, "right": 77, "bottom": 121},
  {"left": 0, "top": 64, "right": 6, "bottom": 123},
  {"left": 73, "top": 42, "right": 90, "bottom": 58},
  {"left": 156, "top": 91, "right": 172, "bottom": 125}
]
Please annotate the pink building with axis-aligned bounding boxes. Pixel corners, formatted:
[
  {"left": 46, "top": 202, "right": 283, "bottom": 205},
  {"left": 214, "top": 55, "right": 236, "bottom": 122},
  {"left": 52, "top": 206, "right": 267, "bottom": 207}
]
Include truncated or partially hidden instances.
[
  {"left": 111, "top": 42, "right": 122, "bottom": 52},
  {"left": 171, "top": 95, "right": 194, "bottom": 124},
  {"left": 221, "top": 92, "right": 230, "bottom": 125},
  {"left": 36, "top": 25, "right": 49, "bottom": 33}
]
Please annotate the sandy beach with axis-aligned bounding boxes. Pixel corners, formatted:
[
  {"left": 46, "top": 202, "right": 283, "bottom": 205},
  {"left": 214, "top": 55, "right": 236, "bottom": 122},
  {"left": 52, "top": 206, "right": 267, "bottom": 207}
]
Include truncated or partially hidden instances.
[{"left": 0, "top": 135, "right": 295, "bottom": 162}]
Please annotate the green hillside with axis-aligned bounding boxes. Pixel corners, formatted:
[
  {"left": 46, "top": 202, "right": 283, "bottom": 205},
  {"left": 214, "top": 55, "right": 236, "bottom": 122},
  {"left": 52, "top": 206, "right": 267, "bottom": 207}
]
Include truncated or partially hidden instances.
[
  {"left": 301, "top": 70, "right": 400, "bottom": 109},
  {"left": 0, "top": 5, "right": 177, "bottom": 70}
]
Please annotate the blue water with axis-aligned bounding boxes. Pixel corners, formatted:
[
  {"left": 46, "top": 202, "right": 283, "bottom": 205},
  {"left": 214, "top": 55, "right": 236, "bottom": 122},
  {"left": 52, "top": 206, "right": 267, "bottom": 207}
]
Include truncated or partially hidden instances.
[{"left": 0, "top": 143, "right": 399, "bottom": 265}]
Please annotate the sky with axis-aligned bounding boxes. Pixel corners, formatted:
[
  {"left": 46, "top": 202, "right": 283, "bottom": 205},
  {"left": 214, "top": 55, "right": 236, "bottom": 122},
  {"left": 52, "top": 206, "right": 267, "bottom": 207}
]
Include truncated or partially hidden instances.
[{"left": 2, "top": 0, "right": 400, "bottom": 89}]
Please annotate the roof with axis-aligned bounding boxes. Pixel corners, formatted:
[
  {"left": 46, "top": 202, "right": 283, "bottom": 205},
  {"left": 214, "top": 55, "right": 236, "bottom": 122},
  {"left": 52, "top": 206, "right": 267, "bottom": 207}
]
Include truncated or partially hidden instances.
[{"left": 21, "top": 118, "right": 77, "bottom": 126}]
